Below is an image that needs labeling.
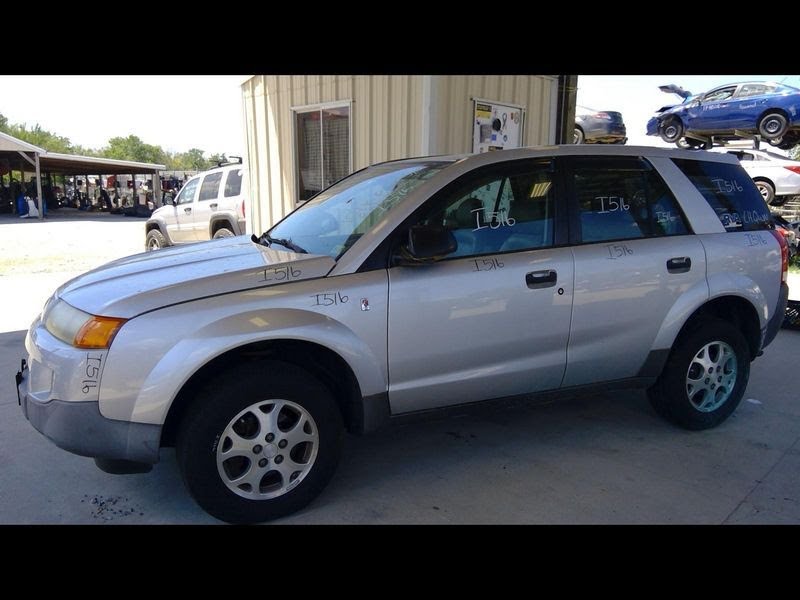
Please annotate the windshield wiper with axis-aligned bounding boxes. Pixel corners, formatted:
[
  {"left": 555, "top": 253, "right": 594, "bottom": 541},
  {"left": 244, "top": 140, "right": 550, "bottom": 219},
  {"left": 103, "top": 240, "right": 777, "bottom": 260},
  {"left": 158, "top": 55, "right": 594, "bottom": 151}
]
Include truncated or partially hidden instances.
[{"left": 251, "top": 233, "right": 308, "bottom": 254}]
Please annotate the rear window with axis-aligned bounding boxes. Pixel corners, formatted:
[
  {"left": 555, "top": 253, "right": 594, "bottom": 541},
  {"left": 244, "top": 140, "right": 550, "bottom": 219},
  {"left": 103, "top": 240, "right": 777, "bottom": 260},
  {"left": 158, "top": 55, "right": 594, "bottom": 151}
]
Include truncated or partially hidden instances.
[
  {"left": 672, "top": 158, "right": 771, "bottom": 232},
  {"left": 224, "top": 169, "right": 243, "bottom": 197}
]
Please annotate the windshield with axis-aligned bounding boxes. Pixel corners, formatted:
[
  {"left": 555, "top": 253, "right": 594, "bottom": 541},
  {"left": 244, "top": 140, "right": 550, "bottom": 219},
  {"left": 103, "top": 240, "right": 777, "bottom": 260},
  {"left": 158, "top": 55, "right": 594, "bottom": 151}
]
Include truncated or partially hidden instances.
[{"left": 265, "top": 160, "right": 450, "bottom": 259}]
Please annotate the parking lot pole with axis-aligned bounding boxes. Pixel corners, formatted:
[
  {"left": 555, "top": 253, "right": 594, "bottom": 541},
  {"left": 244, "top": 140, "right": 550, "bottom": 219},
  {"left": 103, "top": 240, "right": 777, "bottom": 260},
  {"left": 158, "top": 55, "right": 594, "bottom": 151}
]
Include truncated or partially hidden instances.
[
  {"left": 153, "top": 171, "right": 161, "bottom": 207},
  {"left": 34, "top": 154, "right": 43, "bottom": 220}
]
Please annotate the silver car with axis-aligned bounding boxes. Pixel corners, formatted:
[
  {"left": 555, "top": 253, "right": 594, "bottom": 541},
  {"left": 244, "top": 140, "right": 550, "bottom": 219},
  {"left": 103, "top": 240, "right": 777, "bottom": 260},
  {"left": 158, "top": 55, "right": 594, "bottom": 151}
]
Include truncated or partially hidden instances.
[{"left": 17, "top": 145, "right": 788, "bottom": 523}]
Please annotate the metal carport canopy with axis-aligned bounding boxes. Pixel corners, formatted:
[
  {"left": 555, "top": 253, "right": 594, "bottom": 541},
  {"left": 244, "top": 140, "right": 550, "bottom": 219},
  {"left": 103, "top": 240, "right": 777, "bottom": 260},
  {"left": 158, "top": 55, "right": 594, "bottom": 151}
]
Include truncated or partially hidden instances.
[
  {"left": 36, "top": 152, "right": 166, "bottom": 175},
  {"left": 1, "top": 130, "right": 165, "bottom": 220}
]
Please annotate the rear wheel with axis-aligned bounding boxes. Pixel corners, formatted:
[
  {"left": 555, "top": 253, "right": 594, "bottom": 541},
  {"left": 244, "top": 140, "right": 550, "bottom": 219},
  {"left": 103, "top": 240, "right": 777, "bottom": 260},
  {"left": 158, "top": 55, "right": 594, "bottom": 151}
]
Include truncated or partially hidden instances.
[
  {"left": 648, "top": 319, "right": 750, "bottom": 430},
  {"left": 213, "top": 227, "right": 234, "bottom": 239},
  {"left": 754, "top": 180, "right": 776, "bottom": 205},
  {"left": 660, "top": 118, "right": 684, "bottom": 144},
  {"left": 758, "top": 112, "right": 788, "bottom": 140},
  {"left": 176, "top": 360, "right": 344, "bottom": 523}
]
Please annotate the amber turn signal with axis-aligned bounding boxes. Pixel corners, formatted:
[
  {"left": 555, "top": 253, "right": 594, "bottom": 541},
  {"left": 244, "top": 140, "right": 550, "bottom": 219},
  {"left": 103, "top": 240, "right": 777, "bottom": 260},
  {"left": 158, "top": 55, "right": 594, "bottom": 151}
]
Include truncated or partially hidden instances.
[{"left": 74, "top": 316, "right": 127, "bottom": 349}]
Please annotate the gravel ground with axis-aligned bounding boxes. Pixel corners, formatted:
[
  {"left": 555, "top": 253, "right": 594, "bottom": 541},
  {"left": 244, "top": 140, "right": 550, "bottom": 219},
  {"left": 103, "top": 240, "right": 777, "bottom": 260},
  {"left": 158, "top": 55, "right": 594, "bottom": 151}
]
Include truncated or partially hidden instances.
[{"left": 0, "top": 209, "right": 145, "bottom": 333}]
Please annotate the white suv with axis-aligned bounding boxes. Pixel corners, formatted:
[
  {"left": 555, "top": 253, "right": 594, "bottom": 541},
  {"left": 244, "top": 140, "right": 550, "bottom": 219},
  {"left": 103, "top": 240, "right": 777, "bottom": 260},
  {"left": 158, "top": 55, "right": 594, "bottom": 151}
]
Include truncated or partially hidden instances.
[
  {"left": 145, "top": 161, "right": 247, "bottom": 250},
  {"left": 17, "top": 146, "right": 789, "bottom": 523}
]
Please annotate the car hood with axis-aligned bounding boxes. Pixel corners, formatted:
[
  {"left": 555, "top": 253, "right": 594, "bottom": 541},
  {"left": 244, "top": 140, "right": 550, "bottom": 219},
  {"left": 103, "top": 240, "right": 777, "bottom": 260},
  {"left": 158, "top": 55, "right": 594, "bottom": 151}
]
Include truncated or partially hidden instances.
[{"left": 55, "top": 236, "right": 336, "bottom": 318}]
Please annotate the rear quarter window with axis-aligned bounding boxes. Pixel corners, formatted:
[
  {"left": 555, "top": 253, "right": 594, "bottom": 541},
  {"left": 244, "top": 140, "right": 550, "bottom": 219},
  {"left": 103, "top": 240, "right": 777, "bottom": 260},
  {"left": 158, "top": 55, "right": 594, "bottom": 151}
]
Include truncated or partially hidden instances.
[{"left": 672, "top": 158, "right": 771, "bottom": 232}]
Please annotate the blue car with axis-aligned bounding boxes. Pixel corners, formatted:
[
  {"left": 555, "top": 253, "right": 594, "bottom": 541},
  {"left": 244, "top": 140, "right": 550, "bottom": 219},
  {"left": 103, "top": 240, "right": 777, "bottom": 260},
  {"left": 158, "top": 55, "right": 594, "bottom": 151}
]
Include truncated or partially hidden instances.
[{"left": 646, "top": 81, "right": 800, "bottom": 150}]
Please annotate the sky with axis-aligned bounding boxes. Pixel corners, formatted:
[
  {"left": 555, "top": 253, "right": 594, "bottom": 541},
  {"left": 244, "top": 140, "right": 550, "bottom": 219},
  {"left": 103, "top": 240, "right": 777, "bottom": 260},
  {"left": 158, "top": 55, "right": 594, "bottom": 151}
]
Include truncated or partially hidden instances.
[
  {"left": 577, "top": 75, "right": 800, "bottom": 150},
  {"left": 1, "top": 75, "right": 798, "bottom": 160},
  {"left": 0, "top": 75, "right": 246, "bottom": 156}
]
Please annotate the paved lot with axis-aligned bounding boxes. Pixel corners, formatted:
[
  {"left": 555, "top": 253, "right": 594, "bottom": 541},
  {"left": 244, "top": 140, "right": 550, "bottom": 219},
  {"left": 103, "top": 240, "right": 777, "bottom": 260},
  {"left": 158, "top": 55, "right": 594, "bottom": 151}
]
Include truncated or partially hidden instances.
[{"left": 1, "top": 211, "right": 798, "bottom": 524}]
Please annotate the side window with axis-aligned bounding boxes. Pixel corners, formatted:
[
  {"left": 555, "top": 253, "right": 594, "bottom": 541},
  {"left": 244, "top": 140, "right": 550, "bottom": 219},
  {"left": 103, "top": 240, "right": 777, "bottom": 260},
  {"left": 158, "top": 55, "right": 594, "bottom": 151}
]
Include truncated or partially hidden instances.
[
  {"left": 224, "top": 169, "right": 244, "bottom": 197},
  {"left": 703, "top": 86, "right": 736, "bottom": 103},
  {"left": 416, "top": 161, "right": 555, "bottom": 258},
  {"left": 737, "top": 84, "right": 772, "bottom": 98},
  {"left": 175, "top": 178, "right": 199, "bottom": 205},
  {"left": 672, "top": 158, "right": 771, "bottom": 231},
  {"left": 573, "top": 158, "right": 689, "bottom": 244},
  {"left": 198, "top": 172, "right": 223, "bottom": 201}
]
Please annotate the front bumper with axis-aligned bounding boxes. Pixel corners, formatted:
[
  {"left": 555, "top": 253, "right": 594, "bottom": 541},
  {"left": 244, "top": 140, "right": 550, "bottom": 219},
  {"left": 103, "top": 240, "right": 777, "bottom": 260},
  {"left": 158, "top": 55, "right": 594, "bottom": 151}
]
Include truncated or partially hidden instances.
[
  {"left": 17, "top": 319, "right": 161, "bottom": 464},
  {"left": 19, "top": 374, "right": 161, "bottom": 463},
  {"left": 646, "top": 117, "right": 660, "bottom": 136}
]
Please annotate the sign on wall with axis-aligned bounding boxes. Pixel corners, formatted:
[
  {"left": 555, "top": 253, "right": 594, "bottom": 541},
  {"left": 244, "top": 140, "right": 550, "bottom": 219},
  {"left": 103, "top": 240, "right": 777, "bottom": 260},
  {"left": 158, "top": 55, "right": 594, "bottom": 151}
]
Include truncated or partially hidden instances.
[{"left": 472, "top": 99, "right": 525, "bottom": 153}]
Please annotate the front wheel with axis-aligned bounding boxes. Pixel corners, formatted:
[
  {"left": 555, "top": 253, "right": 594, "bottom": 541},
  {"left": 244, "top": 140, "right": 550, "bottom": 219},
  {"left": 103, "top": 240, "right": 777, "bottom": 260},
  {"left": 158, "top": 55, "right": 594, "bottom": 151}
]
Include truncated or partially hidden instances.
[
  {"left": 176, "top": 360, "right": 344, "bottom": 523},
  {"left": 660, "top": 118, "right": 684, "bottom": 144},
  {"left": 145, "top": 229, "right": 167, "bottom": 251},
  {"left": 573, "top": 127, "right": 584, "bottom": 144},
  {"left": 647, "top": 319, "right": 750, "bottom": 430}
]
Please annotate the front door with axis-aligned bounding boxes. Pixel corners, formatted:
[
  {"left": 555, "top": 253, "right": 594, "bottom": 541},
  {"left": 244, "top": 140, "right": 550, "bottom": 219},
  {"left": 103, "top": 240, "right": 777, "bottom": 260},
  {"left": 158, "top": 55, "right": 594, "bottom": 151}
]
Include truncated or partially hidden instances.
[
  {"left": 170, "top": 177, "right": 200, "bottom": 242},
  {"left": 386, "top": 159, "right": 574, "bottom": 414},
  {"left": 692, "top": 85, "right": 737, "bottom": 131}
]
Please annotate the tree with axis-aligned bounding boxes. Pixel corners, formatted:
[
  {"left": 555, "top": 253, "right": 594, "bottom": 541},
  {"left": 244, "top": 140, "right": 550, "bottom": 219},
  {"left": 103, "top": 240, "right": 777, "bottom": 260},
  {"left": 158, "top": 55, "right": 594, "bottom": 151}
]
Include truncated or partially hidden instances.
[
  {"left": 1, "top": 111, "right": 226, "bottom": 168},
  {"left": 103, "top": 135, "right": 168, "bottom": 165},
  {"left": 0, "top": 115, "right": 75, "bottom": 153}
]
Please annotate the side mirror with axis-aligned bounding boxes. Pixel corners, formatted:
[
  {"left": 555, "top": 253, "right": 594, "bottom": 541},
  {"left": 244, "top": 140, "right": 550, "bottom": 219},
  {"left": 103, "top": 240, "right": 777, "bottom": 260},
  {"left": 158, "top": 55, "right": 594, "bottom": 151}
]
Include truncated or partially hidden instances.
[{"left": 397, "top": 224, "right": 457, "bottom": 265}]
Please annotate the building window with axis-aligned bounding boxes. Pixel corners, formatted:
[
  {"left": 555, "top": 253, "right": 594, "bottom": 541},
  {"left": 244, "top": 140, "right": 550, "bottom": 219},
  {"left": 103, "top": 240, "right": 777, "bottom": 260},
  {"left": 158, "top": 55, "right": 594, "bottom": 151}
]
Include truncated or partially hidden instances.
[{"left": 295, "top": 105, "right": 350, "bottom": 202}]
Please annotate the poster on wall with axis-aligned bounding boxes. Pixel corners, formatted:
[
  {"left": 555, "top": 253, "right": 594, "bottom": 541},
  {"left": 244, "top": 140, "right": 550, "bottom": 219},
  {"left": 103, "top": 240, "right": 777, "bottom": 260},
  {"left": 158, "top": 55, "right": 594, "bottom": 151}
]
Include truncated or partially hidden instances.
[{"left": 472, "top": 99, "right": 525, "bottom": 154}]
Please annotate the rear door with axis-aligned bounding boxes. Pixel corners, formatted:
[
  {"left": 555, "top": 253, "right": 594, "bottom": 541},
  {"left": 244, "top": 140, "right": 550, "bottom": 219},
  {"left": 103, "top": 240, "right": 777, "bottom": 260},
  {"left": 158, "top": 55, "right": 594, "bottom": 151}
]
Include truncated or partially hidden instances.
[
  {"left": 561, "top": 156, "right": 707, "bottom": 387},
  {"left": 191, "top": 171, "right": 224, "bottom": 240}
]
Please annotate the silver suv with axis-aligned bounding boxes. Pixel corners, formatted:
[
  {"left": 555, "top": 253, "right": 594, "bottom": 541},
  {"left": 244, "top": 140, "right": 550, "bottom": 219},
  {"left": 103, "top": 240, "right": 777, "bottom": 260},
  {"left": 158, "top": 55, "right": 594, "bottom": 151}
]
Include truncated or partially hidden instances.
[
  {"left": 17, "top": 146, "right": 789, "bottom": 523},
  {"left": 145, "top": 160, "right": 247, "bottom": 250}
]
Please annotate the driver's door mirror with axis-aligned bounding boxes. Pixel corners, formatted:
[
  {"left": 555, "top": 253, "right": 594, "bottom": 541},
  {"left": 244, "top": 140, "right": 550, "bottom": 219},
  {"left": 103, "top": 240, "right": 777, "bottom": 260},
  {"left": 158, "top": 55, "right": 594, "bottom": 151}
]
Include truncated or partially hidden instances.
[{"left": 396, "top": 224, "right": 457, "bottom": 265}]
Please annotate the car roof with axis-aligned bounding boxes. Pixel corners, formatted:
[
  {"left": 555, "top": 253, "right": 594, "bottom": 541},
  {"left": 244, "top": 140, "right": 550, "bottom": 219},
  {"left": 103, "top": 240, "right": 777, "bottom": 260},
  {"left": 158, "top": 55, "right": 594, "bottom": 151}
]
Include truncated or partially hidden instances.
[{"left": 373, "top": 145, "right": 740, "bottom": 172}]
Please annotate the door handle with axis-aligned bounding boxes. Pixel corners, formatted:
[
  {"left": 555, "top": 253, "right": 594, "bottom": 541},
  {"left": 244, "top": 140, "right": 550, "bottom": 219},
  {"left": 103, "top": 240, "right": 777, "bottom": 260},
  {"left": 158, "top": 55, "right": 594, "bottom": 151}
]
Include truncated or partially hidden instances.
[
  {"left": 184, "top": 207, "right": 192, "bottom": 214},
  {"left": 526, "top": 269, "right": 557, "bottom": 289},
  {"left": 667, "top": 257, "right": 691, "bottom": 273},
  {"left": 210, "top": 203, "right": 218, "bottom": 209}
]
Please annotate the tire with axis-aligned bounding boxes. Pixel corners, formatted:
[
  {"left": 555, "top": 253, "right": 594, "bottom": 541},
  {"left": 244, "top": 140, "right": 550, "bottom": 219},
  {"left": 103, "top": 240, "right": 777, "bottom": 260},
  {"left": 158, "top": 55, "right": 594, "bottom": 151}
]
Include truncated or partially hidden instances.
[
  {"left": 213, "top": 227, "right": 234, "bottom": 239},
  {"left": 176, "top": 360, "right": 344, "bottom": 524},
  {"left": 770, "top": 194, "right": 788, "bottom": 207},
  {"left": 754, "top": 180, "right": 775, "bottom": 205},
  {"left": 680, "top": 138, "right": 707, "bottom": 150},
  {"left": 573, "top": 127, "right": 584, "bottom": 144},
  {"left": 782, "top": 300, "right": 800, "bottom": 330},
  {"left": 660, "top": 118, "right": 684, "bottom": 144},
  {"left": 145, "top": 229, "right": 167, "bottom": 251},
  {"left": 758, "top": 111, "right": 788, "bottom": 140},
  {"left": 647, "top": 319, "right": 750, "bottom": 430}
]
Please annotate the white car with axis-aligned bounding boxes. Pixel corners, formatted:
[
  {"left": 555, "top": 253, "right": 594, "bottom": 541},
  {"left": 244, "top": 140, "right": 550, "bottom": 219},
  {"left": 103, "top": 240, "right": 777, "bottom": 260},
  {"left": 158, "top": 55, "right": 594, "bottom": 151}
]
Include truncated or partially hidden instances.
[
  {"left": 710, "top": 147, "right": 800, "bottom": 206},
  {"left": 145, "top": 161, "right": 248, "bottom": 250}
]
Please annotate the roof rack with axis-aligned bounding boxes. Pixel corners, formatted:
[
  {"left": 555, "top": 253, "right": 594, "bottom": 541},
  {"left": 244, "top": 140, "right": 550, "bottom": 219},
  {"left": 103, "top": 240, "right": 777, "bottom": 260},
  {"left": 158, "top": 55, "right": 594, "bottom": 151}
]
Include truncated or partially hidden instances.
[{"left": 216, "top": 156, "right": 243, "bottom": 168}]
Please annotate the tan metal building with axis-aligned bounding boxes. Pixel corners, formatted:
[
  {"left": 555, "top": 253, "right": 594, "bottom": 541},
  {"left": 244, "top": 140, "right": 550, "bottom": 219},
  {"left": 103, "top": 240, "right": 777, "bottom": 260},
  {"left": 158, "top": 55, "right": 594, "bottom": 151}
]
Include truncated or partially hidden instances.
[{"left": 241, "top": 75, "right": 560, "bottom": 234}]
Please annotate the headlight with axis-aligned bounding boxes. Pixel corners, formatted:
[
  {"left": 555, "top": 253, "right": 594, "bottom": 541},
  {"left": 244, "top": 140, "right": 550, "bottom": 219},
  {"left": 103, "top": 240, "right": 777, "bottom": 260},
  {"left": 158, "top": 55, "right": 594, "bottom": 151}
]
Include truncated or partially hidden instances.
[{"left": 44, "top": 299, "right": 127, "bottom": 349}]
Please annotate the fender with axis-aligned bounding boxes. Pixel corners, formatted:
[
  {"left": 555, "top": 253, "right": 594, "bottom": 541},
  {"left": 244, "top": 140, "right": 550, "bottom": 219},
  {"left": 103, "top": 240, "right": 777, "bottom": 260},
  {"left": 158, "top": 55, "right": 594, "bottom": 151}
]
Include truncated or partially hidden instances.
[
  {"left": 649, "top": 273, "right": 765, "bottom": 359},
  {"left": 145, "top": 217, "right": 173, "bottom": 244},
  {"left": 208, "top": 212, "right": 239, "bottom": 236},
  {"left": 99, "top": 305, "right": 387, "bottom": 426},
  {"left": 650, "top": 275, "right": 711, "bottom": 352}
]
